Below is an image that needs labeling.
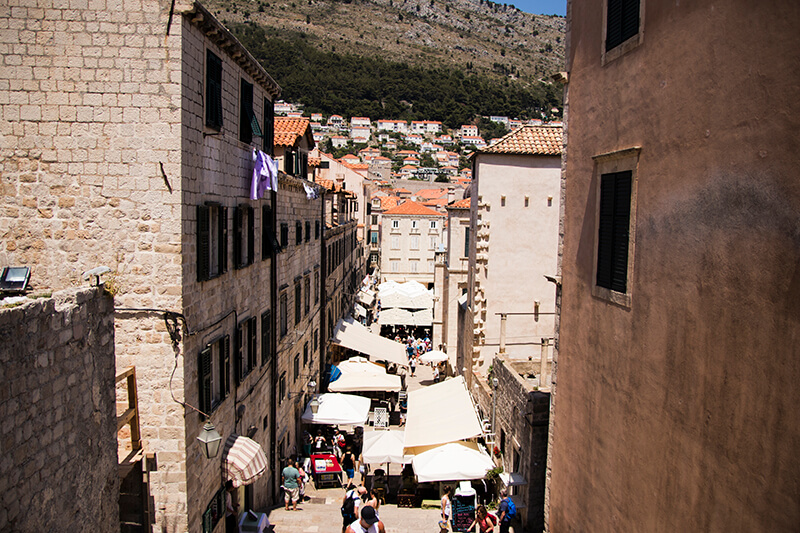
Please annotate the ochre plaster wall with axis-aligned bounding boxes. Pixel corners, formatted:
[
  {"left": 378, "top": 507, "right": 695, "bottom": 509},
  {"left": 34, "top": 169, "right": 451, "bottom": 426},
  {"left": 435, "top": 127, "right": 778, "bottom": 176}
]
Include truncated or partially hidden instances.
[{"left": 550, "top": 1, "right": 800, "bottom": 531}]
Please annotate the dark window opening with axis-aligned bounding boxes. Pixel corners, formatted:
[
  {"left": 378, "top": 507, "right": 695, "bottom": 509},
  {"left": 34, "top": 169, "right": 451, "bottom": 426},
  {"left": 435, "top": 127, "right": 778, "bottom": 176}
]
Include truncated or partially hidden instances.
[
  {"left": 233, "top": 205, "right": 255, "bottom": 269},
  {"left": 262, "top": 97, "right": 274, "bottom": 155},
  {"left": 197, "top": 204, "right": 227, "bottom": 282},
  {"left": 239, "top": 78, "right": 261, "bottom": 144},
  {"left": 606, "top": 0, "right": 640, "bottom": 51},
  {"left": 596, "top": 170, "right": 632, "bottom": 293},
  {"left": 280, "top": 223, "right": 289, "bottom": 250},
  {"left": 261, "top": 310, "right": 272, "bottom": 366},
  {"left": 205, "top": 50, "right": 223, "bottom": 130}
]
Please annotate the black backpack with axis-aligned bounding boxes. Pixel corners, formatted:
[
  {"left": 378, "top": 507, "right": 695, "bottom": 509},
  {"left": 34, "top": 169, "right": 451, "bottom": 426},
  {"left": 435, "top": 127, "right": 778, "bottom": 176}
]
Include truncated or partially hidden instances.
[{"left": 341, "top": 491, "right": 358, "bottom": 518}]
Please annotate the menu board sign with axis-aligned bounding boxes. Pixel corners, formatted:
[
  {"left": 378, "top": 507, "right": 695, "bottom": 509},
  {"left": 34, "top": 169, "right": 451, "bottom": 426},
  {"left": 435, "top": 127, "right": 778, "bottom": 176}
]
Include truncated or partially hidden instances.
[{"left": 451, "top": 494, "right": 476, "bottom": 532}]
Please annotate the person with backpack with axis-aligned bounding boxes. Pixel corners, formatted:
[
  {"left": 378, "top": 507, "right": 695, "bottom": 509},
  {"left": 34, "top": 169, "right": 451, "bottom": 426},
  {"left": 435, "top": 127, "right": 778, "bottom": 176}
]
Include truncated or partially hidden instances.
[
  {"left": 341, "top": 485, "right": 366, "bottom": 533},
  {"left": 497, "top": 489, "right": 516, "bottom": 533}
]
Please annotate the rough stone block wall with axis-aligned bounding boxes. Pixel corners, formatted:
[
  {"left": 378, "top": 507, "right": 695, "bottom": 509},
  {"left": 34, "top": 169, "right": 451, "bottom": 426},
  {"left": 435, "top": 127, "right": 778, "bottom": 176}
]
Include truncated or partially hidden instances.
[
  {"left": 0, "top": 287, "right": 118, "bottom": 531},
  {"left": 0, "top": 0, "right": 187, "bottom": 529},
  {"left": 473, "top": 357, "right": 551, "bottom": 533}
]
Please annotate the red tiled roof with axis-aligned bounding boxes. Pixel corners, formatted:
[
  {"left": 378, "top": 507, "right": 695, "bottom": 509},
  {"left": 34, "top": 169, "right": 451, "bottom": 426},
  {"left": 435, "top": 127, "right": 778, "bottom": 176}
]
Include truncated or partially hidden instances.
[
  {"left": 480, "top": 125, "right": 563, "bottom": 156},
  {"left": 423, "top": 199, "right": 447, "bottom": 207},
  {"left": 447, "top": 198, "right": 471, "bottom": 209},
  {"left": 395, "top": 187, "right": 411, "bottom": 193},
  {"left": 374, "top": 196, "right": 401, "bottom": 210},
  {"left": 345, "top": 163, "right": 369, "bottom": 170},
  {"left": 416, "top": 188, "right": 447, "bottom": 200},
  {"left": 274, "top": 117, "right": 311, "bottom": 147},
  {"left": 383, "top": 200, "right": 445, "bottom": 217}
]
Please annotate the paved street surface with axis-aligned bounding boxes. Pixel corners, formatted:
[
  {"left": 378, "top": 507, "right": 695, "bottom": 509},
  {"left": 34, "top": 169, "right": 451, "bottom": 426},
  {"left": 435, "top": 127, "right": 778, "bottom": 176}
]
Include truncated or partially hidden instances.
[{"left": 263, "top": 354, "right": 446, "bottom": 532}]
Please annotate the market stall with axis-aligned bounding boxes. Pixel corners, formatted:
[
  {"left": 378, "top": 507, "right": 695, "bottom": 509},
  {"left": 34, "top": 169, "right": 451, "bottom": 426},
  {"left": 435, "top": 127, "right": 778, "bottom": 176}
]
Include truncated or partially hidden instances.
[
  {"left": 310, "top": 453, "right": 343, "bottom": 488},
  {"left": 330, "top": 316, "right": 409, "bottom": 367},
  {"left": 301, "top": 393, "right": 371, "bottom": 426},
  {"left": 361, "top": 430, "right": 410, "bottom": 465},
  {"left": 329, "top": 357, "right": 402, "bottom": 393},
  {"left": 410, "top": 441, "right": 494, "bottom": 483}
]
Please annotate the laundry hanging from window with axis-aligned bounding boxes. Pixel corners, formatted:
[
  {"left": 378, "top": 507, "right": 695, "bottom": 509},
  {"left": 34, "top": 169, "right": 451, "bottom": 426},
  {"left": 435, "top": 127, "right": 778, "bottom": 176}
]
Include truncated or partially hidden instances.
[{"left": 251, "top": 149, "right": 278, "bottom": 200}]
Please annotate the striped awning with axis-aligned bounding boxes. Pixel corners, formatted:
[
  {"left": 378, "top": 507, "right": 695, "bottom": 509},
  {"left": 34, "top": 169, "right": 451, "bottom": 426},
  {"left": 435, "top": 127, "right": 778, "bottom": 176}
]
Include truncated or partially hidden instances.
[{"left": 223, "top": 434, "right": 268, "bottom": 488}]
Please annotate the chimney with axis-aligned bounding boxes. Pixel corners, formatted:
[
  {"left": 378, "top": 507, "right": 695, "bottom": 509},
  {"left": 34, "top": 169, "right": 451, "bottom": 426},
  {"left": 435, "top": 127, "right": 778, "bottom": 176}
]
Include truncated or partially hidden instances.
[{"left": 447, "top": 187, "right": 455, "bottom": 203}]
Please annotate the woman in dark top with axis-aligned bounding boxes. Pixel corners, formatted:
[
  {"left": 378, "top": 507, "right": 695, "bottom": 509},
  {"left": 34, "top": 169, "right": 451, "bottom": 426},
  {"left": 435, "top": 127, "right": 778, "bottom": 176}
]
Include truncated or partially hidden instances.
[{"left": 341, "top": 446, "right": 357, "bottom": 486}]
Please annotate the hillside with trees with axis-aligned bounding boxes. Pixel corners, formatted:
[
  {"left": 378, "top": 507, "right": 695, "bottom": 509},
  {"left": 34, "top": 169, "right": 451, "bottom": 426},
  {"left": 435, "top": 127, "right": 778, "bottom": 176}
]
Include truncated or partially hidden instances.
[{"left": 231, "top": 23, "right": 563, "bottom": 127}]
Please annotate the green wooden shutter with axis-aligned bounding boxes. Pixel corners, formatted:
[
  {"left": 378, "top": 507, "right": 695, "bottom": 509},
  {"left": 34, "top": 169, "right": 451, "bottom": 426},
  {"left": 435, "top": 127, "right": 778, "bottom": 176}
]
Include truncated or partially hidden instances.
[
  {"left": 249, "top": 316, "right": 257, "bottom": 370},
  {"left": 261, "top": 310, "right": 271, "bottom": 366},
  {"left": 234, "top": 206, "right": 243, "bottom": 269},
  {"left": 222, "top": 335, "right": 231, "bottom": 398},
  {"left": 197, "top": 205, "right": 210, "bottom": 282},
  {"left": 199, "top": 346, "right": 212, "bottom": 415},
  {"left": 247, "top": 206, "right": 255, "bottom": 265},
  {"left": 240, "top": 79, "right": 254, "bottom": 144},
  {"left": 219, "top": 206, "right": 228, "bottom": 274}
]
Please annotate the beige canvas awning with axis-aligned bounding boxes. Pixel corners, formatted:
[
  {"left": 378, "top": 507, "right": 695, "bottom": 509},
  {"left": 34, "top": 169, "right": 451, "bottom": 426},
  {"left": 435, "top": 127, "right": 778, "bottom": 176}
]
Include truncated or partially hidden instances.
[
  {"left": 403, "top": 376, "right": 484, "bottom": 451},
  {"left": 331, "top": 316, "right": 408, "bottom": 367},
  {"left": 329, "top": 357, "right": 402, "bottom": 392},
  {"left": 223, "top": 435, "right": 268, "bottom": 488}
]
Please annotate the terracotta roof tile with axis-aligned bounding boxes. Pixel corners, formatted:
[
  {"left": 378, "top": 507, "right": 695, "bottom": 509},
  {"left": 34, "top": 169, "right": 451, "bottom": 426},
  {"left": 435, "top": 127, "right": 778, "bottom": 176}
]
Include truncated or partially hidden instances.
[
  {"left": 480, "top": 125, "right": 563, "bottom": 156},
  {"left": 447, "top": 198, "right": 471, "bottom": 209},
  {"left": 383, "top": 200, "right": 445, "bottom": 217},
  {"left": 274, "top": 117, "right": 311, "bottom": 147},
  {"left": 416, "top": 188, "right": 447, "bottom": 200}
]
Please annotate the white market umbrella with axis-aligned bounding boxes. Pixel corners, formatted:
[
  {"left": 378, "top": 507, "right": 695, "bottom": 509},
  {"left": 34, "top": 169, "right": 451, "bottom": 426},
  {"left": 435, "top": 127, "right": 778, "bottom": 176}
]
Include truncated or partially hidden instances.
[
  {"left": 419, "top": 350, "right": 448, "bottom": 363},
  {"left": 301, "top": 393, "right": 371, "bottom": 425},
  {"left": 361, "top": 430, "right": 411, "bottom": 464},
  {"left": 411, "top": 441, "right": 494, "bottom": 483}
]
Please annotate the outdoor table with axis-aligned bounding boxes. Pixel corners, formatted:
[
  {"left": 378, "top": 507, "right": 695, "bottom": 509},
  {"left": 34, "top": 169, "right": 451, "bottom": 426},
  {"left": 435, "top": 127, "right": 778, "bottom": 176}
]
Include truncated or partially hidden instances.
[{"left": 310, "top": 453, "right": 342, "bottom": 488}]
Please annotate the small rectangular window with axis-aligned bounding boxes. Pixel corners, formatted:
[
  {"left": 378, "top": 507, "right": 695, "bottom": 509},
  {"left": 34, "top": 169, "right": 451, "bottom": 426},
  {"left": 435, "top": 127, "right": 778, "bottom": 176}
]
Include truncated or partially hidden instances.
[
  {"left": 315, "top": 220, "right": 320, "bottom": 239},
  {"left": 233, "top": 205, "right": 254, "bottom": 269},
  {"left": 262, "top": 205, "right": 279, "bottom": 259},
  {"left": 294, "top": 354, "right": 300, "bottom": 381},
  {"left": 430, "top": 220, "right": 437, "bottom": 229},
  {"left": 314, "top": 270, "right": 320, "bottom": 304},
  {"left": 391, "top": 236, "right": 400, "bottom": 250},
  {"left": 304, "top": 277, "right": 310, "bottom": 316},
  {"left": 280, "top": 293, "right": 288, "bottom": 337},
  {"left": 260, "top": 310, "right": 272, "bottom": 366},
  {"left": 606, "top": 0, "right": 640, "bottom": 52},
  {"left": 279, "top": 372, "right": 286, "bottom": 403},
  {"left": 305, "top": 221, "right": 311, "bottom": 242},
  {"left": 280, "top": 223, "right": 289, "bottom": 249},
  {"left": 464, "top": 226, "right": 470, "bottom": 258},
  {"left": 263, "top": 97, "right": 274, "bottom": 155},
  {"left": 410, "top": 260, "right": 418, "bottom": 273},
  {"left": 410, "top": 236, "right": 419, "bottom": 250},
  {"left": 296, "top": 221, "right": 303, "bottom": 245},
  {"left": 295, "top": 281, "right": 302, "bottom": 325},
  {"left": 314, "top": 329, "right": 319, "bottom": 353},
  {"left": 411, "top": 220, "right": 418, "bottom": 229},
  {"left": 371, "top": 231, "right": 378, "bottom": 244},
  {"left": 239, "top": 78, "right": 261, "bottom": 144},
  {"left": 205, "top": 50, "right": 223, "bottom": 130},
  {"left": 391, "top": 220, "right": 399, "bottom": 229},
  {"left": 596, "top": 171, "right": 632, "bottom": 293},
  {"left": 197, "top": 204, "right": 228, "bottom": 282}
]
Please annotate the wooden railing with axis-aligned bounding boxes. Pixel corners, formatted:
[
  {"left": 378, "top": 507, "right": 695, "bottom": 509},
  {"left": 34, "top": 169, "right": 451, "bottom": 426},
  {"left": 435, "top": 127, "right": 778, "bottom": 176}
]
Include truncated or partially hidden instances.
[{"left": 116, "top": 366, "right": 142, "bottom": 452}]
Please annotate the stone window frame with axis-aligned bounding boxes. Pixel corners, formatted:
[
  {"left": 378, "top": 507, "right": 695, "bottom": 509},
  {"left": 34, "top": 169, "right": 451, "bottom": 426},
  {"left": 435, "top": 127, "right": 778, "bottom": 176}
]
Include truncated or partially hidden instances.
[
  {"left": 591, "top": 146, "right": 641, "bottom": 308},
  {"left": 235, "top": 316, "right": 257, "bottom": 384},
  {"left": 601, "top": 0, "right": 645, "bottom": 66},
  {"left": 199, "top": 334, "right": 230, "bottom": 415},
  {"left": 197, "top": 203, "right": 227, "bottom": 282},
  {"left": 205, "top": 49, "right": 223, "bottom": 131},
  {"left": 260, "top": 309, "right": 272, "bottom": 367},
  {"left": 233, "top": 204, "right": 255, "bottom": 270}
]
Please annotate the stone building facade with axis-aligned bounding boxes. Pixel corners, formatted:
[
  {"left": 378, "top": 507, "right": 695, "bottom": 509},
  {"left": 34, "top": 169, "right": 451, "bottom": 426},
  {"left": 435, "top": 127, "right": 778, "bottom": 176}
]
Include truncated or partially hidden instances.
[
  {"left": 379, "top": 200, "right": 445, "bottom": 286},
  {"left": 548, "top": 1, "right": 800, "bottom": 531},
  {"left": 471, "top": 356, "right": 551, "bottom": 533},
  {"left": 0, "top": 287, "right": 118, "bottom": 531},
  {"left": 0, "top": 1, "right": 348, "bottom": 530},
  {"left": 467, "top": 126, "right": 563, "bottom": 376}
]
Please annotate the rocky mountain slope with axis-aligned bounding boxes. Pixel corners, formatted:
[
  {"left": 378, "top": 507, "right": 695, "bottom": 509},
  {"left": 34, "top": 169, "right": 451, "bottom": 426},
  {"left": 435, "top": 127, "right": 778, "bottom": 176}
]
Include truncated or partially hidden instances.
[{"left": 204, "top": 0, "right": 565, "bottom": 87}]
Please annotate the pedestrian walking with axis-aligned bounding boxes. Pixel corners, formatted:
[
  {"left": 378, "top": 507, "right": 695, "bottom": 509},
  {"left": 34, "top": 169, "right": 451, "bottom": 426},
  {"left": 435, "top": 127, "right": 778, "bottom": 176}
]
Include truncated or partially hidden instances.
[
  {"left": 282, "top": 459, "right": 301, "bottom": 511},
  {"left": 497, "top": 489, "right": 515, "bottom": 533},
  {"left": 341, "top": 485, "right": 363, "bottom": 533},
  {"left": 440, "top": 485, "right": 452, "bottom": 524},
  {"left": 341, "top": 446, "right": 357, "bottom": 486},
  {"left": 467, "top": 505, "right": 498, "bottom": 533},
  {"left": 409, "top": 357, "right": 416, "bottom": 377},
  {"left": 345, "top": 505, "right": 386, "bottom": 533}
]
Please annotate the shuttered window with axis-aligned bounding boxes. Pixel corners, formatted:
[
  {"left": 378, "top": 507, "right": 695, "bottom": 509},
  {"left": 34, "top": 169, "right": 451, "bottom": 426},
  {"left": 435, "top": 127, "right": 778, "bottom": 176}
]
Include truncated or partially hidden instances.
[
  {"left": 233, "top": 205, "right": 255, "bottom": 269},
  {"left": 294, "top": 281, "right": 302, "bottom": 325},
  {"left": 205, "top": 50, "right": 223, "bottom": 130},
  {"left": 606, "top": 0, "right": 640, "bottom": 51},
  {"left": 197, "top": 204, "right": 227, "bottom": 282},
  {"left": 280, "top": 223, "right": 289, "bottom": 250},
  {"left": 280, "top": 293, "right": 288, "bottom": 338},
  {"left": 295, "top": 221, "right": 303, "bottom": 245},
  {"left": 315, "top": 220, "right": 320, "bottom": 239},
  {"left": 305, "top": 221, "right": 311, "bottom": 242},
  {"left": 239, "top": 79, "right": 261, "bottom": 144},
  {"left": 262, "top": 205, "right": 280, "bottom": 259},
  {"left": 596, "top": 171, "right": 632, "bottom": 293},
  {"left": 199, "top": 335, "right": 230, "bottom": 416},
  {"left": 304, "top": 276, "right": 310, "bottom": 316},
  {"left": 261, "top": 310, "right": 272, "bottom": 366},
  {"left": 263, "top": 97, "right": 274, "bottom": 156},
  {"left": 235, "top": 317, "right": 258, "bottom": 383}
]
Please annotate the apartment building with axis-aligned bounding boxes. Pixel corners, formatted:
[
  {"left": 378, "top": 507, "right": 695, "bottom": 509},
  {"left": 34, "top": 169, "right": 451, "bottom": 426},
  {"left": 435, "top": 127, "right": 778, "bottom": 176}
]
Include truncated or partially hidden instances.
[
  {"left": 549, "top": 1, "right": 800, "bottom": 531},
  {"left": 466, "top": 126, "right": 563, "bottom": 372},
  {"left": 379, "top": 200, "right": 446, "bottom": 287},
  {"left": 0, "top": 1, "right": 363, "bottom": 531}
]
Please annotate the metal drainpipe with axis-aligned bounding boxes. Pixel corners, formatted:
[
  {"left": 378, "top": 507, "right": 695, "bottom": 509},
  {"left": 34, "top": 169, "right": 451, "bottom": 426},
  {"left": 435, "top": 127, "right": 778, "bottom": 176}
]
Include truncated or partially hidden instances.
[
  {"left": 499, "top": 313, "right": 507, "bottom": 354},
  {"left": 491, "top": 376, "right": 499, "bottom": 447},
  {"left": 269, "top": 185, "right": 279, "bottom": 504},
  {"left": 319, "top": 190, "right": 327, "bottom": 391}
]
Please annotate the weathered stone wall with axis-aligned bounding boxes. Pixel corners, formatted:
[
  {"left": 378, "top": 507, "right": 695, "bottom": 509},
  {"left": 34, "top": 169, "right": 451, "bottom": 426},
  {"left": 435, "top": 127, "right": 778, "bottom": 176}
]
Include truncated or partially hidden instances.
[
  {"left": 472, "top": 357, "right": 551, "bottom": 533},
  {"left": 0, "top": 287, "right": 118, "bottom": 531}
]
